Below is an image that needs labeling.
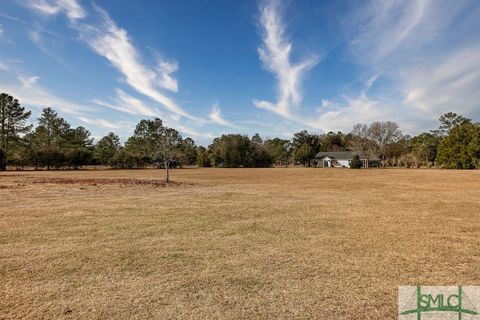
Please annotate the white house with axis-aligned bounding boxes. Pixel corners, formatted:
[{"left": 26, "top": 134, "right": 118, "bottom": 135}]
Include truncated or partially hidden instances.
[{"left": 315, "top": 151, "right": 379, "bottom": 168}]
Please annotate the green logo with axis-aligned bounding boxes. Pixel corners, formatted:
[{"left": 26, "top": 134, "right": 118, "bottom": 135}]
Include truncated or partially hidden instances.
[{"left": 399, "top": 286, "right": 480, "bottom": 319}]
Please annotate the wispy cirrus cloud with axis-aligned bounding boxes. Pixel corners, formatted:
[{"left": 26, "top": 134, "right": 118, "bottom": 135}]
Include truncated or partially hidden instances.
[
  {"left": 0, "top": 73, "right": 92, "bottom": 115},
  {"left": 21, "top": 0, "right": 197, "bottom": 121},
  {"left": 77, "top": 116, "right": 135, "bottom": 131},
  {"left": 74, "top": 4, "right": 196, "bottom": 120},
  {"left": 14, "top": 0, "right": 219, "bottom": 141},
  {"left": 253, "top": 0, "right": 320, "bottom": 118},
  {"left": 27, "top": 27, "right": 69, "bottom": 66},
  {"left": 22, "top": 0, "right": 86, "bottom": 21},
  {"left": 343, "top": 0, "right": 433, "bottom": 66},
  {"left": 338, "top": 0, "right": 480, "bottom": 123},
  {"left": 404, "top": 45, "right": 480, "bottom": 116},
  {"left": 208, "top": 103, "right": 241, "bottom": 128},
  {"left": 154, "top": 54, "right": 179, "bottom": 93},
  {"left": 93, "top": 89, "right": 162, "bottom": 118}
]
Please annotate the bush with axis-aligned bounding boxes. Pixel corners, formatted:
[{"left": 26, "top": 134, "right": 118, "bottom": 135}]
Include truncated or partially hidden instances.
[{"left": 350, "top": 154, "right": 362, "bottom": 169}]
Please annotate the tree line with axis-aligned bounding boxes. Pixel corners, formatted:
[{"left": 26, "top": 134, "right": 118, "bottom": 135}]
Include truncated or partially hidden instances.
[{"left": 1, "top": 92, "right": 479, "bottom": 173}]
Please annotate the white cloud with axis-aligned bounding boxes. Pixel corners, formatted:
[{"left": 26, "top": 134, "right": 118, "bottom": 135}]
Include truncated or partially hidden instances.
[
  {"left": 15, "top": 0, "right": 220, "bottom": 143},
  {"left": 253, "top": 0, "right": 319, "bottom": 118},
  {"left": 93, "top": 89, "right": 162, "bottom": 118},
  {"left": 208, "top": 103, "right": 240, "bottom": 128},
  {"left": 23, "top": 0, "right": 86, "bottom": 21},
  {"left": 310, "top": 95, "right": 383, "bottom": 132},
  {"left": 308, "top": 92, "right": 430, "bottom": 134},
  {"left": 344, "top": 0, "right": 434, "bottom": 65},
  {"left": 92, "top": 89, "right": 216, "bottom": 139},
  {"left": 57, "top": 0, "right": 86, "bottom": 20},
  {"left": 155, "top": 55, "right": 179, "bottom": 92},
  {"left": 404, "top": 45, "right": 480, "bottom": 116},
  {"left": 28, "top": 29, "right": 42, "bottom": 45},
  {"left": 18, "top": 75, "right": 40, "bottom": 88},
  {"left": 335, "top": 0, "right": 480, "bottom": 127},
  {"left": 21, "top": 0, "right": 196, "bottom": 121},
  {"left": 75, "top": 5, "right": 195, "bottom": 120},
  {"left": 77, "top": 116, "right": 126, "bottom": 130},
  {"left": 174, "top": 124, "right": 215, "bottom": 140},
  {"left": 1, "top": 74, "right": 93, "bottom": 114}
]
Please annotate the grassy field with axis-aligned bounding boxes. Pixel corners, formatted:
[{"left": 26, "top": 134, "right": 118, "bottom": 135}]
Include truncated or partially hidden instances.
[{"left": 1, "top": 168, "right": 479, "bottom": 319}]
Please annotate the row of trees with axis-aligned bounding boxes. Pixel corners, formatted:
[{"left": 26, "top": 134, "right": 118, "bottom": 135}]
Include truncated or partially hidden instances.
[
  {"left": 1, "top": 92, "right": 479, "bottom": 174},
  {"left": 0, "top": 93, "right": 195, "bottom": 180}
]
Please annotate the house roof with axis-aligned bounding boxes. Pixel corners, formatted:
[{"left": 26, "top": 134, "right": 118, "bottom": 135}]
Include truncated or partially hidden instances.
[
  {"left": 316, "top": 151, "right": 354, "bottom": 160},
  {"left": 315, "top": 151, "right": 379, "bottom": 161}
]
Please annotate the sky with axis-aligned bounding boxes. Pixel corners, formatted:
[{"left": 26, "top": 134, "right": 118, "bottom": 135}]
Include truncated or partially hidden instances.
[{"left": 0, "top": 0, "right": 479, "bottom": 145}]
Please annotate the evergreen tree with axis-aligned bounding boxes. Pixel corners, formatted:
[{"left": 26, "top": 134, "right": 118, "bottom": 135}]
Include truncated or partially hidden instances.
[
  {"left": 95, "top": 132, "right": 121, "bottom": 165},
  {"left": 28, "top": 107, "right": 72, "bottom": 168},
  {"left": 180, "top": 137, "right": 197, "bottom": 166},
  {"left": 437, "top": 122, "right": 480, "bottom": 169},
  {"left": 350, "top": 154, "right": 362, "bottom": 169},
  {"left": 0, "top": 93, "right": 32, "bottom": 170}
]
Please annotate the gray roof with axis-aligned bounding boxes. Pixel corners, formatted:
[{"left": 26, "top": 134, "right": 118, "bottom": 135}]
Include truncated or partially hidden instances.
[
  {"left": 315, "top": 151, "right": 379, "bottom": 161},
  {"left": 315, "top": 151, "right": 354, "bottom": 160}
]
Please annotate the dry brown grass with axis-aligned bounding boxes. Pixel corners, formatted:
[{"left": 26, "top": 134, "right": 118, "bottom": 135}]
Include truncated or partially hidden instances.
[{"left": 1, "top": 168, "right": 479, "bottom": 319}]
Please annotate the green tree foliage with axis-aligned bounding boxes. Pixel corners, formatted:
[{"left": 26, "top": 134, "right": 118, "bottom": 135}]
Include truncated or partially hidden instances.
[
  {"left": 2, "top": 92, "right": 479, "bottom": 172},
  {"left": 25, "top": 107, "right": 93, "bottom": 169},
  {"left": 291, "top": 130, "right": 321, "bottom": 166},
  {"left": 125, "top": 118, "right": 164, "bottom": 164},
  {"left": 410, "top": 133, "right": 440, "bottom": 166},
  {"left": 385, "top": 135, "right": 411, "bottom": 166},
  {"left": 350, "top": 154, "right": 362, "bottom": 169},
  {"left": 121, "top": 119, "right": 192, "bottom": 174},
  {"left": 437, "top": 122, "right": 480, "bottom": 169},
  {"left": 110, "top": 148, "right": 139, "bottom": 169},
  {"left": 264, "top": 138, "right": 291, "bottom": 167},
  {"left": 95, "top": 132, "right": 121, "bottom": 165},
  {"left": 66, "top": 126, "right": 94, "bottom": 169},
  {"left": 180, "top": 137, "right": 197, "bottom": 165},
  {"left": 321, "top": 131, "right": 349, "bottom": 152},
  {"left": 208, "top": 134, "right": 273, "bottom": 168},
  {"left": 294, "top": 144, "right": 315, "bottom": 167},
  {"left": 0, "top": 93, "right": 32, "bottom": 170},
  {"left": 432, "top": 112, "right": 470, "bottom": 136},
  {"left": 196, "top": 146, "right": 211, "bottom": 167},
  {"left": 251, "top": 133, "right": 263, "bottom": 145}
]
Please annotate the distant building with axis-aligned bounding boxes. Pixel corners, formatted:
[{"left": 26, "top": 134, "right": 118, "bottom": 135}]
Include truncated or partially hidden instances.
[{"left": 315, "top": 151, "right": 379, "bottom": 168}]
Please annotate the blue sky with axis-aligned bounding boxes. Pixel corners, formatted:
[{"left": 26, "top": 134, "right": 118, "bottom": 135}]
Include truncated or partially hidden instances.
[{"left": 1, "top": 0, "right": 479, "bottom": 145}]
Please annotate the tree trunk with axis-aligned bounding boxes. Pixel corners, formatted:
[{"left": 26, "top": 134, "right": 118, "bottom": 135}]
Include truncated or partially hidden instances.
[
  {"left": 165, "top": 161, "right": 170, "bottom": 182},
  {"left": 0, "top": 148, "right": 6, "bottom": 171}
]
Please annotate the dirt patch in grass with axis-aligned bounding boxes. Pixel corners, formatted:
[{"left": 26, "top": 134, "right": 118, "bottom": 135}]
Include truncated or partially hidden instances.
[
  {"left": 0, "top": 173, "right": 32, "bottom": 177},
  {"left": 30, "top": 177, "right": 190, "bottom": 187}
]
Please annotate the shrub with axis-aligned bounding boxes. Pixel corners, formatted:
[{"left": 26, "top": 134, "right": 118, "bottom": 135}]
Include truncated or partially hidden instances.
[{"left": 350, "top": 154, "right": 362, "bottom": 169}]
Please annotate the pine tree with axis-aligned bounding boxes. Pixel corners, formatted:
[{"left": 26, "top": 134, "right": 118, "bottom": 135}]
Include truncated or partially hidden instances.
[{"left": 0, "top": 93, "right": 32, "bottom": 170}]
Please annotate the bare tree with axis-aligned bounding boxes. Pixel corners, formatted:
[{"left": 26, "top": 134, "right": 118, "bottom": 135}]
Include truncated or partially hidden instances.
[
  {"left": 367, "top": 121, "right": 402, "bottom": 167},
  {"left": 350, "top": 124, "right": 375, "bottom": 166},
  {"left": 156, "top": 127, "right": 183, "bottom": 182}
]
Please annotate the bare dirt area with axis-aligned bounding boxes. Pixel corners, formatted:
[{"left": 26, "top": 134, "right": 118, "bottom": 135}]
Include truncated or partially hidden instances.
[
  {"left": 30, "top": 177, "right": 188, "bottom": 187},
  {"left": 1, "top": 168, "right": 479, "bottom": 319}
]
